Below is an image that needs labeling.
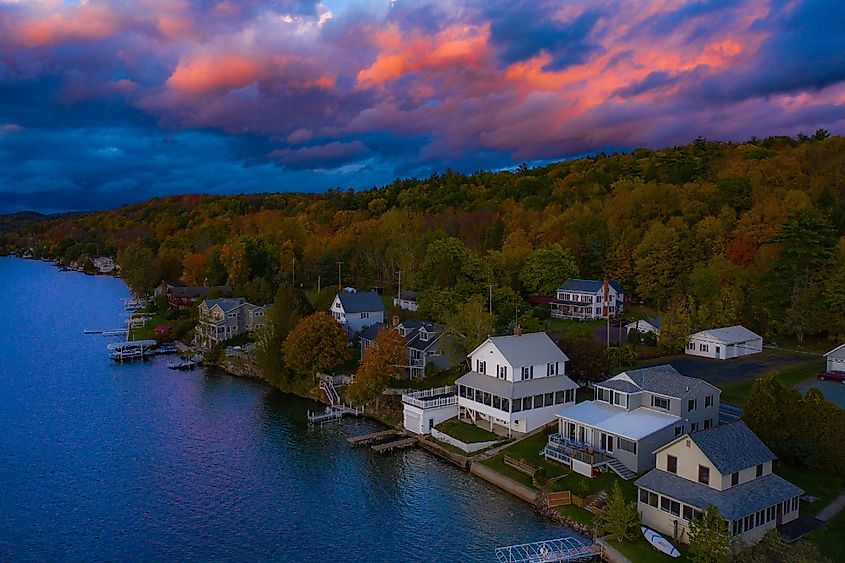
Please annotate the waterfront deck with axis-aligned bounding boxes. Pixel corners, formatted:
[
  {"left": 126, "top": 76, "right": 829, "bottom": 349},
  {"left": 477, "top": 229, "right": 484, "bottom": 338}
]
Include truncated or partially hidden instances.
[
  {"left": 371, "top": 437, "right": 418, "bottom": 453},
  {"left": 495, "top": 537, "right": 600, "bottom": 563},
  {"left": 347, "top": 429, "right": 401, "bottom": 446}
]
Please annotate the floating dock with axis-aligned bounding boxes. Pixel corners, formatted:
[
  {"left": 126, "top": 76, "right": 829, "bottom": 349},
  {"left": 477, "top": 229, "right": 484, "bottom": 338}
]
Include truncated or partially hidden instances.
[
  {"left": 307, "top": 405, "right": 364, "bottom": 425},
  {"left": 495, "top": 537, "right": 600, "bottom": 563},
  {"left": 107, "top": 339, "right": 157, "bottom": 361},
  {"left": 371, "top": 437, "right": 418, "bottom": 454},
  {"left": 347, "top": 429, "right": 402, "bottom": 446}
]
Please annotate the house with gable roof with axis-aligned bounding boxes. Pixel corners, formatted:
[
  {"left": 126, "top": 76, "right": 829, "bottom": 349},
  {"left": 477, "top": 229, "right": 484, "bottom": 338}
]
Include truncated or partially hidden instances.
[
  {"left": 546, "top": 365, "right": 720, "bottom": 479},
  {"left": 625, "top": 317, "right": 661, "bottom": 337},
  {"left": 636, "top": 421, "right": 803, "bottom": 545},
  {"left": 455, "top": 331, "right": 578, "bottom": 436},
  {"left": 685, "top": 325, "right": 762, "bottom": 360},
  {"left": 329, "top": 290, "right": 385, "bottom": 336},
  {"left": 551, "top": 278, "right": 624, "bottom": 320},
  {"left": 196, "top": 298, "right": 267, "bottom": 348},
  {"left": 360, "top": 317, "right": 453, "bottom": 379},
  {"left": 824, "top": 343, "right": 845, "bottom": 373}
]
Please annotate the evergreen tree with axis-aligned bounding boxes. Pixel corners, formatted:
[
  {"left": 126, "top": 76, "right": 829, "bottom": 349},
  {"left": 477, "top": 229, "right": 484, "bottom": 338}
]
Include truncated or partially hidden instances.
[
  {"left": 597, "top": 482, "right": 639, "bottom": 542},
  {"left": 688, "top": 505, "right": 730, "bottom": 563}
]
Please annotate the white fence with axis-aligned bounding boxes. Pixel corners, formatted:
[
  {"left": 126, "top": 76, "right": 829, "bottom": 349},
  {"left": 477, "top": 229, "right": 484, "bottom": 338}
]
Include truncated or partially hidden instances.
[
  {"left": 401, "top": 385, "right": 457, "bottom": 409},
  {"left": 430, "top": 428, "right": 498, "bottom": 453}
]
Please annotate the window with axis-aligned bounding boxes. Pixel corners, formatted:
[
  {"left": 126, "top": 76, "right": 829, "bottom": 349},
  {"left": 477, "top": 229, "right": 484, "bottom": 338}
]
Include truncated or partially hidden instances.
[
  {"left": 756, "top": 464, "right": 763, "bottom": 478},
  {"left": 554, "top": 391, "right": 565, "bottom": 404},
  {"left": 565, "top": 389, "right": 575, "bottom": 403},
  {"left": 698, "top": 465, "right": 710, "bottom": 486},
  {"left": 705, "top": 395, "right": 714, "bottom": 408},
  {"left": 732, "top": 520, "right": 741, "bottom": 536},
  {"left": 704, "top": 419, "right": 711, "bottom": 430},
  {"left": 767, "top": 507, "right": 775, "bottom": 522},
  {"left": 745, "top": 515, "right": 753, "bottom": 530},
  {"left": 755, "top": 511, "right": 763, "bottom": 527},
  {"left": 534, "top": 395, "right": 544, "bottom": 409},
  {"left": 497, "top": 365, "right": 508, "bottom": 379},
  {"left": 522, "top": 397, "right": 532, "bottom": 411},
  {"left": 493, "top": 396, "right": 501, "bottom": 410},
  {"left": 483, "top": 392, "right": 492, "bottom": 406},
  {"left": 683, "top": 506, "right": 693, "bottom": 521},
  {"left": 651, "top": 396, "right": 670, "bottom": 410},
  {"left": 640, "top": 489, "right": 649, "bottom": 503},
  {"left": 547, "top": 362, "right": 558, "bottom": 376},
  {"left": 667, "top": 455, "right": 677, "bottom": 474},
  {"left": 792, "top": 497, "right": 799, "bottom": 512},
  {"left": 544, "top": 393, "right": 555, "bottom": 407},
  {"left": 612, "top": 392, "right": 627, "bottom": 408},
  {"left": 648, "top": 491, "right": 658, "bottom": 507},
  {"left": 476, "top": 360, "right": 486, "bottom": 374},
  {"left": 512, "top": 398, "right": 521, "bottom": 412},
  {"left": 688, "top": 398, "right": 697, "bottom": 412},
  {"left": 521, "top": 366, "right": 534, "bottom": 380},
  {"left": 597, "top": 388, "right": 609, "bottom": 403},
  {"left": 361, "top": 312, "right": 369, "bottom": 319},
  {"left": 674, "top": 425, "right": 684, "bottom": 437},
  {"left": 419, "top": 330, "right": 428, "bottom": 341},
  {"left": 501, "top": 398, "right": 510, "bottom": 412},
  {"left": 660, "top": 496, "right": 680, "bottom": 516},
  {"left": 700, "top": 343, "right": 709, "bottom": 352},
  {"left": 687, "top": 342, "right": 695, "bottom": 350},
  {"left": 618, "top": 438, "right": 637, "bottom": 454},
  {"left": 459, "top": 385, "right": 467, "bottom": 398},
  {"left": 731, "top": 472, "right": 739, "bottom": 486},
  {"left": 690, "top": 422, "right": 698, "bottom": 432}
]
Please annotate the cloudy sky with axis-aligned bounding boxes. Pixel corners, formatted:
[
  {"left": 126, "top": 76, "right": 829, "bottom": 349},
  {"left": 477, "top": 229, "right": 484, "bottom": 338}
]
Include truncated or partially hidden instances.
[{"left": 1, "top": 0, "right": 844, "bottom": 213}]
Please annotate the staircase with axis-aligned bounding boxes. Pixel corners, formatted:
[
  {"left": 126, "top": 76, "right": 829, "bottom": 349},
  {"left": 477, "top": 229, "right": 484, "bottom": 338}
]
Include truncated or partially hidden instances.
[
  {"left": 320, "top": 380, "right": 341, "bottom": 406},
  {"left": 585, "top": 491, "right": 608, "bottom": 513},
  {"left": 606, "top": 457, "right": 636, "bottom": 480}
]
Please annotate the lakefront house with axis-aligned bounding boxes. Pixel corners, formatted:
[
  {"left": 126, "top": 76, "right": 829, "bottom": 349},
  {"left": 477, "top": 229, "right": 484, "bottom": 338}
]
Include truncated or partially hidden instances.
[
  {"left": 550, "top": 278, "right": 624, "bottom": 320},
  {"left": 330, "top": 290, "right": 385, "bottom": 337},
  {"left": 156, "top": 280, "right": 233, "bottom": 309},
  {"left": 455, "top": 331, "right": 578, "bottom": 436},
  {"left": 360, "top": 317, "right": 453, "bottom": 380},
  {"left": 685, "top": 325, "right": 763, "bottom": 360},
  {"left": 196, "top": 298, "right": 267, "bottom": 348},
  {"left": 545, "top": 365, "right": 720, "bottom": 479},
  {"left": 635, "top": 421, "right": 803, "bottom": 546}
]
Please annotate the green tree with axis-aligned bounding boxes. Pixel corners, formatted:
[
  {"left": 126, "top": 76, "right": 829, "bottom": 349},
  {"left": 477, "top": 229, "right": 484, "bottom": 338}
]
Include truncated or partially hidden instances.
[
  {"left": 117, "top": 243, "right": 159, "bottom": 296},
  {"left": 283, "top": 312, "right": 349, "bottom": 377},
  {"left": 633, "top": 221, "right": 681, "bottom": 306},
  {"left": 443, "top": 295, "right": 495, "bottom": 367},
  {"left": 519, "top": 244, "right": 578, "bottom": 295},
  {"left": 346, "top": 328, "right": 406, "bottom": 406},
  {"left": 557, "top": 337, "right": 610, "bottom": 383},
  {"left": 255, "top": 284, "right": 314, "bottom": 385},
  {"left": 659, "top": 296, "right": 694, "bottom": 354},
  {"left": 597, "top": 482, "right": 639, "bottom": 542},
  {"left": 688, "top": 505, "right": 731, "bottom": 563}
]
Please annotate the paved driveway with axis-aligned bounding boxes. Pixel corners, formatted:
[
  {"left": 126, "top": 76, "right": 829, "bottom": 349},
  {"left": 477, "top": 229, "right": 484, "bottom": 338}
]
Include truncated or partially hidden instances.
[
  {"left": 809, "top": 380, "right": 845, "bottom": 408},
  {"left": 637, "top": 350, "right": 817, "bottom": 387}
]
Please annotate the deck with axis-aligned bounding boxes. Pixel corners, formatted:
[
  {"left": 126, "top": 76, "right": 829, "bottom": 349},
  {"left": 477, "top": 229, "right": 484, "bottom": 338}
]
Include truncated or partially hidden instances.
[
  {"left": 371, "top": 437, "right": 418, "bottom": 453},
  {"left": 495, "top": 537, "right": 600, "bottom": 563},
  {"left": 347, "top": 429, "right": 401, "bottom": 446}
]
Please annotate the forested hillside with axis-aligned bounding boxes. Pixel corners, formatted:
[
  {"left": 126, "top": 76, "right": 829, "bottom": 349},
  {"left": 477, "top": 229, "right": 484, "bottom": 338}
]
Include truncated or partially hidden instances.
[{"left": 4, "top": 133, "right": 845, "bottom": 343}]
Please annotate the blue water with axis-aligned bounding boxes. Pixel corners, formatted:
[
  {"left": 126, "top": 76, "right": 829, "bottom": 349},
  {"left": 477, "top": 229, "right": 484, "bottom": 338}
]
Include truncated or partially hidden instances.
[{"left": 0, "top": 257, "right": 568, "bottom": 562}]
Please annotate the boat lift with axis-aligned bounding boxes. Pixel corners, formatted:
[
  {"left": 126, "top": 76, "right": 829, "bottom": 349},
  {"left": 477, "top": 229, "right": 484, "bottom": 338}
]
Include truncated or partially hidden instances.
[
  {"left": 495, "top": 537, "right": 600, "bottom": 563},
  {"left": 107, "top": 339, "right": 157, "bottom": 361}
]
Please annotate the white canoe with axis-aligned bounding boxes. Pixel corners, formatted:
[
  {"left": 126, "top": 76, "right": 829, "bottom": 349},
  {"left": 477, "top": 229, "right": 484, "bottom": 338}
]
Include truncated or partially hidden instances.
[{"left": 641, "top": 527, "right": 681, "bottom": 558}]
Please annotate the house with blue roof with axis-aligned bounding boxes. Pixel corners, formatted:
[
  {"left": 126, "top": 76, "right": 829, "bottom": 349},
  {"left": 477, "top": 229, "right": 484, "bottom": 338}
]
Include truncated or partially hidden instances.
[
  {"left": 636, "top": 421, "right": 802, "bottom": 546},
  {"left": 551, "top": 278, "right": 624, "bottom": 320},
  {"left": 330, "top": 290, "right": 385, "bottom": 337}
]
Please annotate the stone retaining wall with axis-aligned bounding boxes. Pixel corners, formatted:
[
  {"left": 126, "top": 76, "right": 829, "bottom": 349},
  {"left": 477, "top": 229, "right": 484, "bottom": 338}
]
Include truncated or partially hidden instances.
[{"left": 469, "top": 462, "right": 538, "bottom": 504}]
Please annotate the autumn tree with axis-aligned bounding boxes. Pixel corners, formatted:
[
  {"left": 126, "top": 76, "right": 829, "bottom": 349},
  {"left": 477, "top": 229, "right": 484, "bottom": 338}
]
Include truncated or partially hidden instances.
[
  {"left": 519, "top": 244, "right": 579, "bottom": 295},
  {"left": 659, "top": 296, "right": 694, "bottom": 354},
  {"left": 255, "top": 284, "right": 314, "bottom": 385},
  {"left": 688, "top": 505, "right": 731, "bottom": 563},
  {"left": 346, "top": 328, "right": 406, "bottom": 406},
  {"left": 117, "top": 243, "right": 159, "bottom": 295},
  {"left": 597, "top": 482, "right": 639, "bottom": 542},
  {"left": 283, "top": 312, "right": 349, "bottom": 378},
  {"left": 634, "top": 221, "right": 681, "bottom": 306}
]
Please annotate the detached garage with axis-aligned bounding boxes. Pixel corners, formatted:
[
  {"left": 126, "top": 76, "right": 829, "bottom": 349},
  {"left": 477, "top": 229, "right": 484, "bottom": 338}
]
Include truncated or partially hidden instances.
[
  {"left": 825, "top": 344, "right": 845, "bottom": 373},
  {"left": 685, "top": 325, "right": 763, "bottom": 360}
]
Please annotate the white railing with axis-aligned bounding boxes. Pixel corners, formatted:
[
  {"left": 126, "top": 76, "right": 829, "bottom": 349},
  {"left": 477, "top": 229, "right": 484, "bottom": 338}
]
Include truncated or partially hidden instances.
[{"left": 402, "top": 385, "right": 457, "bottom": 409}]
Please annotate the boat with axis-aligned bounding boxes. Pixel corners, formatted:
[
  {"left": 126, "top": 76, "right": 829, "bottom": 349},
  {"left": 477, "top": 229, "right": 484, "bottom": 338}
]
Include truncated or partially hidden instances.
[
  {"left": 641, "top": 527, "right": 681, "bottom": 558},
  {"left": 83, "top": 329, "right": 103, "bottom": 335},
  {"left": 168, "top": 359, "right": 197, "bottom": 370},
  {"left": 107, "top": 339, "right": 157, "bottom": 362}
]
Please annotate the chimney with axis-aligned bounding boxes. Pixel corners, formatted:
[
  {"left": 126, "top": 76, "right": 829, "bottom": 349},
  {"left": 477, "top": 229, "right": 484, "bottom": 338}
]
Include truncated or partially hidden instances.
[
  {"left": 392, "top": 315, "right": 400, "bottom": 328},
  {"left": 513, "top": 324, "right": 522, "bottom": 336}
]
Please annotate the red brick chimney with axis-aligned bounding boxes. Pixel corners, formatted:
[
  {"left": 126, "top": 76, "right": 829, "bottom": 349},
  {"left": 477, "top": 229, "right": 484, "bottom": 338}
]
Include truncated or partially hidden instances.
[
  {"left": 392, "top": 315, "right": 401, "bottom": 327},
  {"left": 513, "top": 324, "right": 522, "bottom": 336}
]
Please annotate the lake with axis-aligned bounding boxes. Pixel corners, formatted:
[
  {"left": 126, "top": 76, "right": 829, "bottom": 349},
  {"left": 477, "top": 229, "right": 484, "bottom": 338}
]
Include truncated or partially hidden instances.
[{"left": 0, "top": 257, "right": 570, "bottom": 561}]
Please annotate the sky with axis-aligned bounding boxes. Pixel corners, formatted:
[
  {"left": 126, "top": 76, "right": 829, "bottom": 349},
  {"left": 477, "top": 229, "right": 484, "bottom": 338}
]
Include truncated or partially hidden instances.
[{"left": 1, "top": 1, "right": 845, "bottom": 213}]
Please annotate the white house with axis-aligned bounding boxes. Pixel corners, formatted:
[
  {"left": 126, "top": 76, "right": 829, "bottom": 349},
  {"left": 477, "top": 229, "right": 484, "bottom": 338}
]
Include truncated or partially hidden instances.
[
  {"left": 636, "top": 422, "right": 802, "bottom": 546},
  {"left": 824, "top": 343, "right": 845, "bottom": 373},
  {"left": 546, "top": 365, "right": 720, "bottom": 479},
  {"left": 330, "top": 291, "right": 385, "bottom": 336},
  {"left": 625, "top": 317, "right": 661, "bottom": 337},
  {"left": 393, "top": 290, "right": 418, "bottom": 312},
  {"left": 685, "top": 325, "right": 762, "bottom": 360},
  {"left": 402, "top": 385, "right": 458, "bottom": 435},
  {"left": 551, "top": 279, "right": 624, "bottom": 320},
  {"left": 455, "top": 331, "right": 578, "bottom": 436}
]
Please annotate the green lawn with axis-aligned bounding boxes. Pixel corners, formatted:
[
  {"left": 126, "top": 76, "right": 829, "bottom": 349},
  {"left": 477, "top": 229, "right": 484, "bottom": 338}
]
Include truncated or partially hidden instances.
[
  {"left": 775, "top": 463, "right": 845, "bottom": 517},
  {"left": 546, "top": 318, "right": 605, "bottom": 340},
  {"left": 387, "top": 367, "right": 462, "bottom": 390},
  {"left": 808, "top": 509, "right": 845, "bottom": 561},
  {"left": 435, "top": 419, "right": 500, "bottom": 443},
  {"left": 719, "top": 359, "right": 824, "bottom": 407},
  {"left": 606, "top": 535, "right": 689, "bottom": 562},
  {"left": 129, "top": 313, "right": 167, "bottom": 340}
]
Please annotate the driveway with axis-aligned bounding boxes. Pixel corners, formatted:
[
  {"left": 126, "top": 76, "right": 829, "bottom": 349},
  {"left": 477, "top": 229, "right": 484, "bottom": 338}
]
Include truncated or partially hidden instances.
[
  {"left": 637, "top": 350, "right": 817, "bottom": 387},
  {"left": 807, "top": 380, "right": 845, "bottom": 409}
]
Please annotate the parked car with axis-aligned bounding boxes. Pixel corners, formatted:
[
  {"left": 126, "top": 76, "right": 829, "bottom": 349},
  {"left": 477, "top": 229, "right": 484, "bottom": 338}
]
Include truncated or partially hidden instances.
[{"left": 817, "top": 370, "right": 845, "bottom": 383}]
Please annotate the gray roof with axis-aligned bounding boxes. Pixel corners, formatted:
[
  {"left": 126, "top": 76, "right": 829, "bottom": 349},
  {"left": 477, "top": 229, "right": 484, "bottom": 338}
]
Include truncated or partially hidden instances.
[
  {"left": 824, "top": 343, "right": 845, "bottom": 359},
  {"left": 171, "top": 285, "right": 231, "bottom": 298},
  {"left": 398, "top": 290, "right": 417, "bottom": 300},
  {"left": 203, "top": 298, "right": 246, "bottom": 312},
  {"left": 337, "top": 291, "right": 385, "bottom": 314},
  {"left": 360, "top": 320, "right": 445, "bottom": 352},
  {"left": 596, "top": 379, "right": 641, "bottom": 394},
  {"left": 477, "top": 332, "right": 569, "bottom": 366},
  {"left": 645, "top": 316, "right": 662, "bottom": 329},
  {"left": 691, "top": 325, "right": 761, "bottom": 344},
  {"left": 360, "top": 322, "right": 385, "bottom": 342},
  {"left": 558, "top": 278, "right": 624, "bottom": 294},
  {"left": 689, "top": 422, "right": 776, "bottom": 475},
  {"left": 456, "top": 371, "right": 578, "bottom": 399},
  {"left": 636, "top": 470, "right": 803, "bottom": 521},
  {"left": 614, "top": 364, "right": 714, "bottom": 399}
]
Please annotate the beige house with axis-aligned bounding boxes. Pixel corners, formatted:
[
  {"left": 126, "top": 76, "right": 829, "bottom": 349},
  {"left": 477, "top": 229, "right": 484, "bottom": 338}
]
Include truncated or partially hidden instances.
[
  {"left": 636, "top": 422, "right": 802, "bottom": 546},
  {"left": 197, "top": 298, "right": 268, "bottom": 348}
]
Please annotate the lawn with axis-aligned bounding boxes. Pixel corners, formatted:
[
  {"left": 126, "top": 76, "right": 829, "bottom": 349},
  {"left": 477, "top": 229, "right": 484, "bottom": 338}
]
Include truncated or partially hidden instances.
[
  {"left": 605, "top": 535, "right": 689, "bottom": 562},
  {"left": 808, "top": 509, "right": 845, "bottom": 561},
  {"left": 434, "top": 419, "right": 500, "bottom": 443},
  {"left": 387, "top": 366, "right": 462, "bottom": 389},
  {"left": 775, "top": 463, "right": 845, "bottom": 517},
  {"left": 546, "top": 318, "right": 605, "bottom": 340},
  {"left": 719, "top": 359, "right": 824, "bottom": 407}
]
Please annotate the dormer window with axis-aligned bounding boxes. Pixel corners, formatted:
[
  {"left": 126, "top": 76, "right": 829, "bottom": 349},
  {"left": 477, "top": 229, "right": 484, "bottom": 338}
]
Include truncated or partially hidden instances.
[
  {"left": 398, "top": 328, "right": 406, "bottom": 336},
  {"left": 596, "top": 387, "right": 610, "bottom": 403},
  {"left": 419, "top": 331, "right": 429, "bottom": 341}
]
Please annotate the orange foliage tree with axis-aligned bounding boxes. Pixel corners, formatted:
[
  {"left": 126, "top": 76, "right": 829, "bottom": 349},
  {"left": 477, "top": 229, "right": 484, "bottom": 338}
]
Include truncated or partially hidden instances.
[
  {"left": 283, "top": 312, "right": 349, "bottom": 378},
  {"left": 346, "top": 328, "right": 406, "bottom": 406}
]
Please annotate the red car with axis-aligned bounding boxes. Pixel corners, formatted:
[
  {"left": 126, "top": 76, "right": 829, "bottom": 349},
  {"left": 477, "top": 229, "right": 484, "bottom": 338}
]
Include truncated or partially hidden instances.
[{"left": 817, "top": 371, "right": 845, "bottom": 383}]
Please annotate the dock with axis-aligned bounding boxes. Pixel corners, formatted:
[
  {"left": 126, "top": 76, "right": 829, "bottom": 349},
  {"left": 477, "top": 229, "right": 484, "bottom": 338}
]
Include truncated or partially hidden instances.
[
  {"left": 347, "top": 429, "right": 402, "bottom": 446},
  {"left": 107, "top": 339, "right": 157, "bottom": 361},
  {"left": 307, "top": 405, "right": 364, "bottom": 425},
  {"left": 495, "top": 537, "right": 599, "bottom": 563},
  {"left": 371, "top": 437, "right": 418, "bottom": 453}
]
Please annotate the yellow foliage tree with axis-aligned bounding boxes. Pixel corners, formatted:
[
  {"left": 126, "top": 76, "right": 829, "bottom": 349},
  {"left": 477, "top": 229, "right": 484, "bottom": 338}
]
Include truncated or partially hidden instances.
[{"left": 347, "top": 328, "right": 406, "bottom": 406}]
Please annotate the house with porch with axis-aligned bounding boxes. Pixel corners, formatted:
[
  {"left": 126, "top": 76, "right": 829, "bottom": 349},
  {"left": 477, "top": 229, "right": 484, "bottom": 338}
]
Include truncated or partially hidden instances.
[
  {"left": 551, "top": 279, "right": 624, "bottom": 320},
  {"left": 330, "top": 290, "right": 385, "bottom": 337},
  {"left": 360, "top": 318, "right": 453, "bottom": 380},
  {"left": 545, "top": 365, "right": 720, "bottom": 479},
  {"left": 824, "top": 343, "right": 845, "bottom": 373},
  {"left": 685, "top": 325, "right": 762, "bottom": 360},
  {"left": 455, "top": 331, "right": 578, "bottom": 437},
  {"left": 196, "top": 298, "right": 268, "bottom": 348},
  {"left": 636, "top": 422, "right": 803, "bottom": 545},
  {"left": 402, "top": 385, "right": 458, "bottom": 435}
]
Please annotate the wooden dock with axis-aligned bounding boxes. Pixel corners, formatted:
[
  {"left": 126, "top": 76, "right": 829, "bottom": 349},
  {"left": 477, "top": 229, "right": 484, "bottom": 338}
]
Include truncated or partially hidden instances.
[
  {"left": 347, "top": 429, "right": 401, "bottom": 446},
  {"left": 371, "top": 437, "right": 418, "bottom": 454}
]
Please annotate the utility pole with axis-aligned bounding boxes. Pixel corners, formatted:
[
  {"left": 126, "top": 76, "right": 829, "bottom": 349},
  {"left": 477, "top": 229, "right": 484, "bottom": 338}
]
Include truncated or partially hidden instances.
[
  {"left": 397, "top": 269, "right": 401, "bottom": 299},
  {"left": 317, "top": 275, "right": 321, "bottom": 294},
  {"left": 337, "top": 261, "right": 343, "bottom": 290},
  {"left": 291, "top": 257, "right": 295, "bottom": 286},
  {"left": 489, "top": 283, "right": 493, "bottom": 315},
  {"left": 604, "top": 276, "right": 610, "bottom": 349}
]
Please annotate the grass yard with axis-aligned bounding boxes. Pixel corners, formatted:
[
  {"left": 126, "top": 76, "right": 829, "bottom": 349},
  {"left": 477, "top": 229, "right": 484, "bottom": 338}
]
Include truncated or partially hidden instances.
[
  {"left": 719, "top": 359, "right": 824, "bottom": 407},
  {"left": 481, "top": 432, "right": 570, "bottom": 488},
  {"left": 606, "top": 535, "right": 689, "bottom": 562},
  {"left": 808, "top": 509, "right": 845, "bottom": 561},
  {"left": 435, "top": 419, "right": 500, "bottom": 443},
  {"left": 775, "top": 463, "right": 845, "bottom": 517},
  {"left": 546, "top": 318, "right": 605, "bottom": 340}
]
